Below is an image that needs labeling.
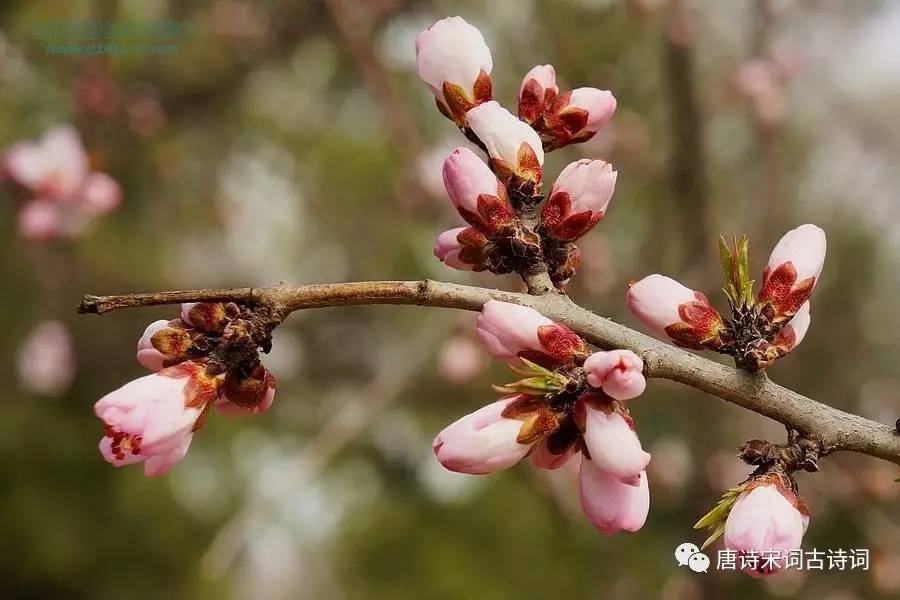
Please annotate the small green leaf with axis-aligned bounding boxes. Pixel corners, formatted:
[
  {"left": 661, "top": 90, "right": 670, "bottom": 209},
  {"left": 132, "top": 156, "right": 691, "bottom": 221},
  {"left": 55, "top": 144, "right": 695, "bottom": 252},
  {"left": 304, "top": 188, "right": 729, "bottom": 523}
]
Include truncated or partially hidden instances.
[
  {"left": 518, "top": 357, "right": 556, "bottom": 378},
  {"left": 701, "top": 523, "right": 727, "bottom": 550},
  {"left": 718, "top": 236, "right": 732, "bottom": 280}
]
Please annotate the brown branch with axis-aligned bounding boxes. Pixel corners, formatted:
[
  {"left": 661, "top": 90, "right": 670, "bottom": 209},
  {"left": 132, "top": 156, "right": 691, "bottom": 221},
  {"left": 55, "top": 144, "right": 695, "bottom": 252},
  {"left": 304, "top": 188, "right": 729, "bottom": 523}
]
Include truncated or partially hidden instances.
[{"left": 78, "top": 279, "right": 900, "bottom": 466}]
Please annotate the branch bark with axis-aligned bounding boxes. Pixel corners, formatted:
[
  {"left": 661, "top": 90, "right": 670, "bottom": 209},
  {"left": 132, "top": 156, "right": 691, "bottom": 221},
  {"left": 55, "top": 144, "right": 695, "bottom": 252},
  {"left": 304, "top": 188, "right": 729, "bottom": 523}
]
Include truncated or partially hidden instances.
[{"left": 78, "top": 279, "right": 900, "bottom": 466}]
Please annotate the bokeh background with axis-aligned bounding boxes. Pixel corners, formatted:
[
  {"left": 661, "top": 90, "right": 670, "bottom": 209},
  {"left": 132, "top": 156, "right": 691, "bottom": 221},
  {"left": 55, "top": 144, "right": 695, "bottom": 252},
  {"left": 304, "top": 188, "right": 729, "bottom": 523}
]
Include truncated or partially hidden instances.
[{"left": 2, "top": 0, "right": 899, "bottom": 598}]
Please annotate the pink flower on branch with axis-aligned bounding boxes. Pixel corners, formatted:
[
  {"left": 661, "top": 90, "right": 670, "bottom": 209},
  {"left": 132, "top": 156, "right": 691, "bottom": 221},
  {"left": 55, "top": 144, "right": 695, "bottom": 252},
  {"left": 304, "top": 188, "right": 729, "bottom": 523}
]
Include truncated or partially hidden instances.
[
  {"left": 433, "top": 227, "right": 489, "bottom": 271},
  {"left": 772, "top": 301, "right": 811, "bottom": 356},
  {"left": 758, "top": 224, "right": 826, "bottom": 323},
  {"left": 95, "top": 363, "right": 220, "bottom": 477},
  {"left": 537, "top": 87, "right": 617, "bottom": 150},
  {"left": 518, "top": 64, "right": 558, "bottom": 125},
  {"left": 627, "top": 274, "right": 725, "bottom": 349},
  {"left": 441, "top": 147, "right": 514, "bottom": 237},
  {"left": 466, "top": 101, "right": 544, "bottom": 190},
  {"left": 582, "top": 404, "right": 651, "bottom": 485},
  {"left": 432, "top": 397, "right": 533, "bottom": 475},
  {"left": 579, "top": 459, "right": 650, "bottom": 534},
  {"left": 476, "top": 300, "right": 587, "bottom": 368},
  {"left": 217, "top": 364, "right": 277, "bottom": 416},
  {"left": 540, "top": 159, "right": 617, "bottom": 242},
  {"left": 415, "top": 17, "right": 493, "bottom": 127},
  {"left": 724, "top": 483, "right": 807, "bottom": 578},
  {"left": 583, "top": 349, "right": 646, "bottom": 401}
]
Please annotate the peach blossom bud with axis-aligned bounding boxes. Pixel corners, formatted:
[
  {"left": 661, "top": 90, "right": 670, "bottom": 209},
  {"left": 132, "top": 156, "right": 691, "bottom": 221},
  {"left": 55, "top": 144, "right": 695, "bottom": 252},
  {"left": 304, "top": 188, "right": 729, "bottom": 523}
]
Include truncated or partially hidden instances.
[
  {"left": 759, "top": 224, "right": 826, "bottom": 321},
  {"left": 579, "top": 458, "right": 650, "bottom": 534},
  {"left": 79, "top": 172, "right": 122, "bottom": 216},
  {"left": 180, "top": 302, "right": 231, "bottom": 333},
  {"left": 95, "top": 368, "right": 206, "bottom": 476},
  {"left": 216, "top": 365, "right": 277, "bottom": 416},
  {"left": 541, "top": 159, "right": 617, "bottom": 241},
  {"left": 773, "top": 301, "right": 810, "bottom": 354},
  {"left": 627, "top": 274, "right": 724, "bottom": 349},
  {"left": 441, "top": 147, "right": 513, "bottom": 235},
  {"left": 544, "top": 88, "right": 616, "bottom": 149},
  {"left": 17, "top": 320, "right": 75, "bottom": 396},
  {"left": 466, "top": 101, "right": 544, "bottom": 186},
  {"left": 583, "top": 350, "right": 646, "bottom": 401},
  {"left": 724, "top": 484, "right": 805, "bottom": 577},
  {"left": 432, "top": 397, "right": 532, "bottom": 474},
  {"left": 17, "top": 199, "right": 62, "bottom": 241},
  {"left": 3, "top": 124, "right": 88, "bottom": 199},
  {"left": 415, "top": 17, "right": 493, "bottom": 125},
  {"left": 518, "top": 64, "right": 558, "bottom": 124},
  {"left": 137, "top": 320, "right": 174, "bottom": 371},
  {"left": 582, "top": 406, "right": 650, "bottom": 484},
  {"left": 433, "top": 227, "right": 489, "bottom": 271},
  {"left": 476, "top": 300, "right": 586, "bottom": 367}
]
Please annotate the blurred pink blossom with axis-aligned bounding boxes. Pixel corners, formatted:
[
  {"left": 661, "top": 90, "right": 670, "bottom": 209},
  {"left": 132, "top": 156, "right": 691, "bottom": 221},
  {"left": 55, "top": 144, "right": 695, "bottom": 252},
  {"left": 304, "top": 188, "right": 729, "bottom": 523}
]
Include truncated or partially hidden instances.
[
  {"left": 437, "top": 335, "right": 485, "bottom": 383},
  {"left": 17, "top": 320, "right": 75, "bottom": 396},
  {"left": 3, "top": 124, "right": 123, "bottom": 241}
]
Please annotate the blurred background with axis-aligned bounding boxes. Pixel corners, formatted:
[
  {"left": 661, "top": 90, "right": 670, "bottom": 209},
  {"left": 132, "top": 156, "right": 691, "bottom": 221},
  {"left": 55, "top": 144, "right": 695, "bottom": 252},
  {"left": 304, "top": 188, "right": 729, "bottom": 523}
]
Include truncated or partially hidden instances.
[{"left": 1, "top": 0, "right": 899, "bottom": 598}]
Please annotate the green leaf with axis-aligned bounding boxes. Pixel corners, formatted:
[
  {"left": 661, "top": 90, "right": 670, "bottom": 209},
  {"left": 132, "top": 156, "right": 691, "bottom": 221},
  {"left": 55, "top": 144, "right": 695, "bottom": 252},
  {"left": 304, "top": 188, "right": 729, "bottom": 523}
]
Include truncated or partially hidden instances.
[
  {"left": 693, "top": 484, "right": 747, "bottom": 546},
  {"left": 701, "top": 523, "right": 727, "bottom": 550},
  {"left": 518, "top": 357, "right": 556, "bottom": 378},
  {"left": 718, "top": 236, "right": 732, "bottom": 281}
]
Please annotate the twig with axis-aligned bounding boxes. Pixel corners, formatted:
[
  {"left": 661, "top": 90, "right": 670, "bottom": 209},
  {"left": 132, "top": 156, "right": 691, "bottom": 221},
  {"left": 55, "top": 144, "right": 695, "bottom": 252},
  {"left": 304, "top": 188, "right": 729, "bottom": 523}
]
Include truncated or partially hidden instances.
[{"left": 78, "top": 280, "right": 900, "bottom": 466}]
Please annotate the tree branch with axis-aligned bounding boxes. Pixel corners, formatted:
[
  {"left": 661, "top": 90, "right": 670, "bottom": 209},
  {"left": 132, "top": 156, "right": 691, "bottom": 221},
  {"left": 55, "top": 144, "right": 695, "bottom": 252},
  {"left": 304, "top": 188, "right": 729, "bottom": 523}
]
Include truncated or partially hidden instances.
[{"left": 78, "top": 279, "right": 900, "bottom": 466}]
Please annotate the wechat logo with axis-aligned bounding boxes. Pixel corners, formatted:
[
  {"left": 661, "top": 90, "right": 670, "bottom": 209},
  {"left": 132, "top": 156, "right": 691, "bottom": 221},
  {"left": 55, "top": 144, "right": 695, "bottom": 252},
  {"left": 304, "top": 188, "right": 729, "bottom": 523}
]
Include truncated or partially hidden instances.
[{"left": 675, "top": 542, "right": 710, "bottom": 573}]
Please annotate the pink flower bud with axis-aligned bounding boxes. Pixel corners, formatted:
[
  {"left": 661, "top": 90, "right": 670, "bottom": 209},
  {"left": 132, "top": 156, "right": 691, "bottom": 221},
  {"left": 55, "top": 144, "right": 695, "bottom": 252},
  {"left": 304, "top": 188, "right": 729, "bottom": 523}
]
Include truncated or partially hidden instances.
[
  {"left": 4, "top": 125, "right": 89, "bottom": 199},
  {"left": 518, "top": 64, "right": 558, "bottom": 124},
  {"left": 95, "top": 368, "right": 211, "bottom": 476},
  {"left": 441, "top": 147, "right": 513, "bottom": 235},
  {"left": 17, "top": 199, "right": 63, "bottom": 241},
  {"left": 433, "top": 227, "right": 489, "bottom": 271},
  {"left": 579, "top": 458, "right": 650, "bottom": 534},
  {"left": 583, "top": 350, "right": 646, "bottom": 401},
  {"left": 466, "top": 101, "right": 544, "bottom": 186},
  {"left": 137, "top": 319, "right": 174, "bottom": 371},
  {"left": 17, "top": 320, "right": 75, "bottom": 396},
  {"left": 724, "top": 484, "right": 805, "bottom": 577},
  {"left": 627, "top": 274, "right": 724, "bottom": 349},
  {"left": 79, "top": 172, "right": 122, "bottom": 216},
  {"left": 476, "top": 300, "right": 586, "bottom": 367},
  {"left": 582, "top": 406, "right": 650, "bottom": 484},
  {"left": 759, "top": 224, "right": 826, "bottom": 322},
  {"left": 181, "top": 302, "right": 231, "bottom": 333},
  {"left": 541, "top": 159, "right": 617, "bottom": 241},
  {"left": 216, "top": 365, "right": 277, "bottom": 416},
  {"left": 432, "top": 397, "right": 532, "bottom": 474},
  {"left": 415, "top": 17, "right": 493, "bottom": 125},
  {"left": 543, "top": 88, "right": 616, "bottom": 148},
  {"left": 773, "top": 301, "right": 811, "bottom": 354}
]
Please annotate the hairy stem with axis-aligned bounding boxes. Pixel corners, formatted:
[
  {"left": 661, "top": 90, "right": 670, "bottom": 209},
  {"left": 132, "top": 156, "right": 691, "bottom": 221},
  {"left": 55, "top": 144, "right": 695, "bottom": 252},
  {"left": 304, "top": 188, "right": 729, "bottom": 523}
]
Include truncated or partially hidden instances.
[{"left": 78, "top": 279, "right": 900, "bottom": 466}]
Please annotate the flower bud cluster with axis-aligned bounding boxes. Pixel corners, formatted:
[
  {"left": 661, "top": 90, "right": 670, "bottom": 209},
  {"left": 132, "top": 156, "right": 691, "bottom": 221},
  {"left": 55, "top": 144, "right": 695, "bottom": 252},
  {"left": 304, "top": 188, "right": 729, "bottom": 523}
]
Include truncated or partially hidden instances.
[
  {"left": 627, "top": 224, "right": 826, "bottom": 370},
  {"left": 418, "top": 17, "right": 618, "bottom": 287},
  {"left": 95, "top": 302, "right": 277, "bottom": 476},
  {"left": 433, "top": 300, "right": 652, "bottom": 534}
]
